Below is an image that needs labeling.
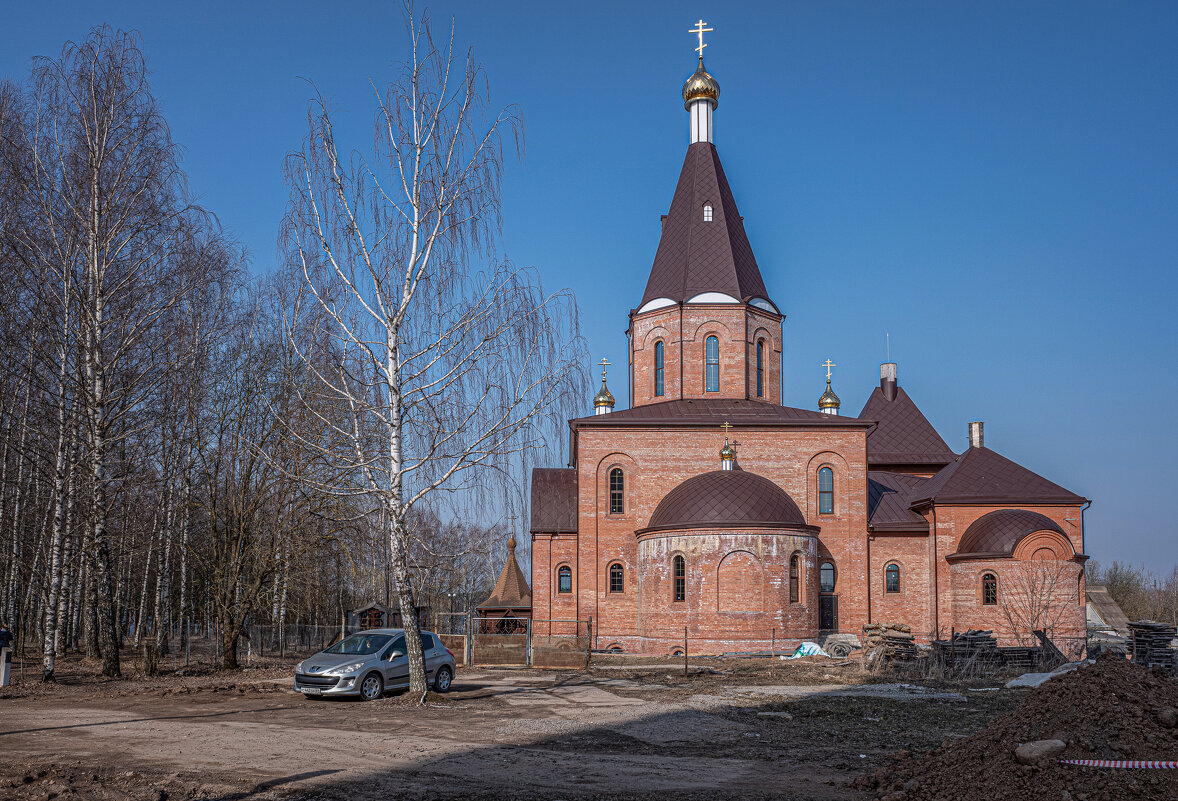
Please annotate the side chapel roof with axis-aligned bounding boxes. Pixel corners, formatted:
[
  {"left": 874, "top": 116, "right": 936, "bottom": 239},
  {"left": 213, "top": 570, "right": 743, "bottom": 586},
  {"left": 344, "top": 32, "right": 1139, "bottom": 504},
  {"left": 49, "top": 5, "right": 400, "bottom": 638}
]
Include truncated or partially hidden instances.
[
  {"left": 858, "top": 386, "right": 957, "bottom": 468},
  {"left": 867, "top": 471, "right": 930, "bottom": 531},
  {"left": 910, "top": 446, "right": 1087, "bottom": 507},
  {"left": 640, "top": 142, "right": 770, "bottom": 306},
  {"left": 530, "top": 468, "right": 578, "bottom": 533}
]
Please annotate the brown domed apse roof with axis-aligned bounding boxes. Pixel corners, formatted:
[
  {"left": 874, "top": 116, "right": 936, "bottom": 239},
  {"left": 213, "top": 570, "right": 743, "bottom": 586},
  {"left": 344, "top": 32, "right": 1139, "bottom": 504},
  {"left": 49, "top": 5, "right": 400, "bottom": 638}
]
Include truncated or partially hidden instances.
[
  {"left": 642, "top": 469, "right": 810, "bottom": 533},
  {"left": 953, "top": 509, "right": 1067, "bottom": 559}
]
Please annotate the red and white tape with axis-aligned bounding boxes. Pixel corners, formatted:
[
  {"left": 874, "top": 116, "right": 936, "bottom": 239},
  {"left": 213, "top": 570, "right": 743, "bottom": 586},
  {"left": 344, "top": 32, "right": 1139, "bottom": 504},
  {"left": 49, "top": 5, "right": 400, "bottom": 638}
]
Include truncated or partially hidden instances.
[{"left": 1060, "top": 759, "right": 1178, "bottom": 769}]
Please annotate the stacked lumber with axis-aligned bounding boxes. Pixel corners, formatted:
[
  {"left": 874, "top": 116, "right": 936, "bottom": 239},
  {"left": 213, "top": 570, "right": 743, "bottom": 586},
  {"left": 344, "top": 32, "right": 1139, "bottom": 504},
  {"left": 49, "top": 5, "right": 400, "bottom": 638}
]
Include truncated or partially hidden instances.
[
  {"left": 932, "top": 630, "right": 1002, "bottom": 673},
  {"left": 863, "top": 622, "right": 918, "bottom": 664},
  {"left": 1129, "top": 620, "right": 1177, "bottom": 675},
  {"left": 996, "top": 646, "right": 1039, "bottom": 673}
]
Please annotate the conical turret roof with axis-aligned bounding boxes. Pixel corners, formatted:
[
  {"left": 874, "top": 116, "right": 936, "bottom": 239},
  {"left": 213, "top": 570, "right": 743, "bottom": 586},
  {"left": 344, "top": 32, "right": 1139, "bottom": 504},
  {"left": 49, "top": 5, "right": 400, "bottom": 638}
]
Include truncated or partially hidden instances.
[
  {"left": 640, "top": 143, "right": 770, "bottom": 307},
  {"left": 478, "top": 535, "right": 532, "bottom": 611}
]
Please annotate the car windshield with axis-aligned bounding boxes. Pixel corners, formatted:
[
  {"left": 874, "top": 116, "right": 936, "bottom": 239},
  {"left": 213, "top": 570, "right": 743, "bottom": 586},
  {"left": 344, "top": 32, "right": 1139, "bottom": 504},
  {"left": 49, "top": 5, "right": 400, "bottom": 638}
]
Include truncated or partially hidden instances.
[{"left": 323, "top": 633, "right": 393, "bottom": 656}]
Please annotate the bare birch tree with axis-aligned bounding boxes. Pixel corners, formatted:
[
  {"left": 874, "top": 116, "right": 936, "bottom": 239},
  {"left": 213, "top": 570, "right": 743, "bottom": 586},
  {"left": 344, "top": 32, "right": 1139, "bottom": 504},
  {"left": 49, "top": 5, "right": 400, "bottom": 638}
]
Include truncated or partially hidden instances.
[{"left": 281, "top": 6, "right": 586, "bottom": 695}]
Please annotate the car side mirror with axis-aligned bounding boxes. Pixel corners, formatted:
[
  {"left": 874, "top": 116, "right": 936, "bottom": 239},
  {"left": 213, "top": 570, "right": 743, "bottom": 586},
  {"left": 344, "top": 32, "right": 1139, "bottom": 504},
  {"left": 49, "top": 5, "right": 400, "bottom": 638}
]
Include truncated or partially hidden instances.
[{"left": 388, "top": 650, "right": 404, "bottom": 661}]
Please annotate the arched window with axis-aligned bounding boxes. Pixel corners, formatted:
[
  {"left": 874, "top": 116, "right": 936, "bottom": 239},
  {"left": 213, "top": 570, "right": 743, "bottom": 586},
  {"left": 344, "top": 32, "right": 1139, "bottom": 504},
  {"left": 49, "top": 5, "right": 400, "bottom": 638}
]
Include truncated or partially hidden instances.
[
  {"left": 756, "top": 339, "right": 765, "bottom": 397},
  {"left": 608, "top": 467, "right": 624, "bottom": 514},
  {"left": 885, "top": 563, "right": 900, "bottom": 594},
  {"left": 789, "top": 553, "right": 800, "bottom": 604},
  {"left": 820, "top": 562, "right": 836, "bottom": 593},
  {"left": 609, "top": 563, "right": 624, "bottom": 593},
  {"left": 982, "top": 573, "right": 998, "bottom": 605},
  {"left": 705, "top": 336, "right": 719, "bottom": 392},
  {"left": 673, "top": 555, "right": 686, "bottom": 602},
  {"left": 557, "top": 565, "right": 572, "bottom": 594},
  {"left": 818, "top": 467, "right": 834, "bottom": 515},
  {"left": 703, "top": 203, "right": 713, "bottom": 222},
  {"left": 654, "top": 341, "right": 665, "bottom": 397}
]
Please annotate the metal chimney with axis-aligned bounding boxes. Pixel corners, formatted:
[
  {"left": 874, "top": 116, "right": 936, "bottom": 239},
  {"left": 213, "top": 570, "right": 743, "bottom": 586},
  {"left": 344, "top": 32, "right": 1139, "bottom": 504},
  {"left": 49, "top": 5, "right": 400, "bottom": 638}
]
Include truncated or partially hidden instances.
[
  {"left": 968, "top": 421, "right": 984, "bottom": 449},
  {"left": 880, "top": 363, "right": 898, "bottom": 401}
]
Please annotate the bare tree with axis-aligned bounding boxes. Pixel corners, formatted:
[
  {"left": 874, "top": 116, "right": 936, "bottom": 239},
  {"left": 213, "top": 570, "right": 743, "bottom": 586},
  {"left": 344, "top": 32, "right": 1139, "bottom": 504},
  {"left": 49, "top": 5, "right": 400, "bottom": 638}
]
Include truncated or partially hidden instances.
[
  {"left": 281, "top": 6, "right": 586, "bottom": 695},
  {"left": 998, "top": 557, "right": 1083, "bottom": 649}
]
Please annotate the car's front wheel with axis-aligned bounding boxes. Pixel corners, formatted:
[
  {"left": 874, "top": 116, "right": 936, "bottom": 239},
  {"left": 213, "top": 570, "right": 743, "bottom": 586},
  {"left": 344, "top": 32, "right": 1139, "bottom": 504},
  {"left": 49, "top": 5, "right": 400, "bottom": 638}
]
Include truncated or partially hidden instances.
[
  {"left": 359, "top": 672, "right": 384, "bottom": 701},
  {"left": 433, "top": 665, "right": 453, "bottom": 693}
]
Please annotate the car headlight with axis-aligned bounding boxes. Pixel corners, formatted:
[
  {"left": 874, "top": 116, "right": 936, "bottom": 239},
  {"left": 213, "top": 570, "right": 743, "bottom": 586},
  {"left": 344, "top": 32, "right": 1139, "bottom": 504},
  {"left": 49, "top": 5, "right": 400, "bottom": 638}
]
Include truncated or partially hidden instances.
[{"left": 328, "top": 662, "right": 366, "bottom": 676}]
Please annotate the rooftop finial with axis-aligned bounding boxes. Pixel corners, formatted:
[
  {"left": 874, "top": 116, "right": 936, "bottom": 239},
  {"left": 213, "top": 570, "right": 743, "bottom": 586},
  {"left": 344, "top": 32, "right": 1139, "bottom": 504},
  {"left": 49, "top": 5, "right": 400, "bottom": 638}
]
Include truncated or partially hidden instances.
[
  {"left": 593, "top": 357, "right": 615, "bottom": 414},
  {"left": 683, "top": 21, "right": 720, "bottom": 143},
  {"left": 819, "top": 360, "right": 841, "bottom": 415},
  {"left": 689, "top": 19, "right": 713, "bottom": 62},
  {"left": 719, "top": 421, "right": 736, "bottom": 469}
]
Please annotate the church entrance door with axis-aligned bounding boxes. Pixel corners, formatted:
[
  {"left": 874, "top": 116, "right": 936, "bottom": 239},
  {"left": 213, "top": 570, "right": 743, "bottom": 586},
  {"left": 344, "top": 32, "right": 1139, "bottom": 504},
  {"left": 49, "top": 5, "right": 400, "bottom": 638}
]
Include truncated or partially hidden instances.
[{"left": 819, "top": 595, "right": 838, "bottom": 633}]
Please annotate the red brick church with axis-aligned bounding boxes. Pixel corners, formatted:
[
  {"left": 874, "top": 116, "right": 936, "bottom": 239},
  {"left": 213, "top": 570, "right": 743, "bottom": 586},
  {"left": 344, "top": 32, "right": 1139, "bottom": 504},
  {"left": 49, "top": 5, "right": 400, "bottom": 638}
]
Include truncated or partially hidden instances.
[{"left": 529, "top": 37, "right": 1090, "bottom": 656}]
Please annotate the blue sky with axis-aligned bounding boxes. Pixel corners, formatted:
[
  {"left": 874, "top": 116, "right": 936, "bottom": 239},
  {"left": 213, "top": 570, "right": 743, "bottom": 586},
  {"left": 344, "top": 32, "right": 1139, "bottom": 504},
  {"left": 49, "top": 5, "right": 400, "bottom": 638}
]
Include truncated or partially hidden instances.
[{"left": 3, "top": 1, "right": 1176, "bottom": 569}]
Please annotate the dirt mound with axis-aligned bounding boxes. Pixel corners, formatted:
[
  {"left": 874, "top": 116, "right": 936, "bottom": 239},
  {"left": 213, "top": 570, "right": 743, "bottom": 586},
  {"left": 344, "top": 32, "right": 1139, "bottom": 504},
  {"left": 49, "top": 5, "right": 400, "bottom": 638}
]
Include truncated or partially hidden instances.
[{"left": 854, "top": 654, "right": 1178, "bottom": 801}]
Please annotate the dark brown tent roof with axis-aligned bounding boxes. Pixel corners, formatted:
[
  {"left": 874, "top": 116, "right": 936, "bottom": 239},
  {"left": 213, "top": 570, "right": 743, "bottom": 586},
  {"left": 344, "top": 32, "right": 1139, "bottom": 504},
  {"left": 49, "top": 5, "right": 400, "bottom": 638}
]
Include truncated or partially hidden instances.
[
  {"left": 858, "top": 386, "right": 956, "bottom": 468},
  {"left": 640, "top": 143, "right": 770, "bottom": 306},
  {"left": 572, "top": 398, "right": 872, "bottom": 429},
  {"left": 478, "top": 536, "right": 532, "bottom": 611},
  {"left": 641, "top": 469, "right": 811, "bottom": 533},
  {"left": 530, "top": 468, "right": 577, "bottom": 533},
  {"left": 867, "top": 472, "right": 930, "bottom": 531},
  {"left": 910, "top": 446, "right": 1087, "bottom": 507},
  {"left": 952, "top": 509, "right": 1067, "bottom": 559}
]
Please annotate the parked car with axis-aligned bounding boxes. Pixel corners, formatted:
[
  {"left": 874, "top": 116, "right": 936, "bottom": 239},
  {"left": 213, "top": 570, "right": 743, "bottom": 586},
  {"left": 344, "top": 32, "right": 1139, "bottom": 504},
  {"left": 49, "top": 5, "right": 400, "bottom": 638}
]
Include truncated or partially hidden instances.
[{"left": 293, "top": 628, "right": 455, "bottom": 700}]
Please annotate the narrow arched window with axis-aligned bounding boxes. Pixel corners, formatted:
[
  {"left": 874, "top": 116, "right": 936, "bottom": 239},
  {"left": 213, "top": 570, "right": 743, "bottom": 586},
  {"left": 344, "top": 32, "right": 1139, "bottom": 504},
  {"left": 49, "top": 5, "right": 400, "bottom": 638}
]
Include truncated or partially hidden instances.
[
  {"left": 673, "top": 555, "right": 686, "bottom": 602},
  {"left": 885, "top": 564, "right": 900, "bottom": 594},
  {"left": 756, "top": 339, "right": 764, "bottom": 397},
  {"left": 982, "top": 573, "right": 998, "bottom": 605},
  {"left": 703, "top": 203, "right": 713, "bottom": 222},
  {"left": 789, "top": 553, "right": 800, "bottom": 604},
  {"left": 608, "top": 468, "right": 624, "bottom": 514},
  {"left": 654, "top": 340, "right": 665, "bottom": 397},
  {"left": 558, "top": 566, "right": 572, "bottom": 594},
  {"left": 820, "top": 562, "right": 836, "bottom": 593},
  {"left": 818, "top": 467, "right": 834, "bottom": 514},
  {"left": 705, "top": 336, "right": 719, "bottom": 392},
  {"left": 609, "top": 563, "right": 624, "bottom": 593}
]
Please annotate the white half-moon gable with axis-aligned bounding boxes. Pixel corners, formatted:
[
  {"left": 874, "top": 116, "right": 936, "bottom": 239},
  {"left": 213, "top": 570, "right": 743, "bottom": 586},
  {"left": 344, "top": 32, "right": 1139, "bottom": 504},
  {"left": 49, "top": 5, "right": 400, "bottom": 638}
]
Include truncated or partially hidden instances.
[
  {"left": 636, "top": 297, "right": 677, "bottom": 314},
  {"left": 749, "top": 297, "right": 779, "bottom": 314},
  {"left": 687, "top": 291, "right": 740, "bottom": 304}
]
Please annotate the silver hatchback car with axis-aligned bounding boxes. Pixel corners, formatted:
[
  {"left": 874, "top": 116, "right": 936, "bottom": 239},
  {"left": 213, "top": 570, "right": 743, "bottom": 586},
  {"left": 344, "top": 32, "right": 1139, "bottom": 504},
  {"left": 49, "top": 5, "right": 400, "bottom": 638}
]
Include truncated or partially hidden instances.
[{"left": 294, "top": 628, "right": 456, "bottom": 701}]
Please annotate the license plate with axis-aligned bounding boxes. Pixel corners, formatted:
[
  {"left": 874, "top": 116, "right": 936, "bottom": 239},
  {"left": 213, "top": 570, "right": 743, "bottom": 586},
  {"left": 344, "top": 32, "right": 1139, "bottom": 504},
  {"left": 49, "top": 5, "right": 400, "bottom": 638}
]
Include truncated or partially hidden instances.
[{"left": 300, "top": 687, "right": 321, "bottom": 695}]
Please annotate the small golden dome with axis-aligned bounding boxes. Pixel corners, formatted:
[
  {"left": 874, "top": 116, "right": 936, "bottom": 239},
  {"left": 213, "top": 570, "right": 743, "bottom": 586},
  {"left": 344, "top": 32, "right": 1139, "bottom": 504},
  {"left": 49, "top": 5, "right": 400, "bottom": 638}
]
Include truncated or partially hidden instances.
[
  {"left": 720, "top": 439, "right": 736, "bottom": 461},
  {"left": 818, "top": 379, "right": 841, "bottom": 410},
  {"left": 593, "top": 378, "right": 615, "bottom": 408},
  {"left": 507, "top": 533, "right": 516, "bottom": 552},
  {"left": 682, "top": 58, "right": 720, "bottom": 110}
]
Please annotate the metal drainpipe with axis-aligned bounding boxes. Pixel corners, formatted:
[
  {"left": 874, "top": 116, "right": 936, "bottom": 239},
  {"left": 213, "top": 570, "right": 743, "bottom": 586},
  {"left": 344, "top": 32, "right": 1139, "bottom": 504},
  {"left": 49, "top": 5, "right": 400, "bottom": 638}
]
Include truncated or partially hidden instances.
[
  {"left": 930, "top": 506, "right": 939, "bottom": 638},
  {"left": 866, "top": 532, "right": 872, "bottom": 625},
  {"left": 679, "top": 303, "right": 684, "bottom": 399}
]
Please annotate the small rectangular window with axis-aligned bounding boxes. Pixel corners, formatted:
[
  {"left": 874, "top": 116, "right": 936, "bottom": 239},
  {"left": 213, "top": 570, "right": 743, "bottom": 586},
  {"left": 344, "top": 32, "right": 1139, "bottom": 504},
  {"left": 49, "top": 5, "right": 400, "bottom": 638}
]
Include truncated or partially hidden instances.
[
  {"left": 703, "top": 204, "right": 713, "bottom": 222},
  {"left": 673, "top": 556, "right": 686, "bottom": 602}
]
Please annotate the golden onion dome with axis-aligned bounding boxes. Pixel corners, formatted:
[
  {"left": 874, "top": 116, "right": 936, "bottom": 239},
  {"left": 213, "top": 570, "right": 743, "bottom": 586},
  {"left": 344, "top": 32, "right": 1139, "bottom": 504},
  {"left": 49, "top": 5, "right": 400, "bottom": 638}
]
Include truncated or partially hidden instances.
[
  {"left": 593, "top": 378, "right": 615, "bottom": 409},
  {"left": 818, "top": 379, "right": 841, "bottom": 410},
  {"left": 682, "top": 58, "right": 720, "bottom": 110},
  {"left": 720, "top": 439, "right": 736, "bottom": 461}
]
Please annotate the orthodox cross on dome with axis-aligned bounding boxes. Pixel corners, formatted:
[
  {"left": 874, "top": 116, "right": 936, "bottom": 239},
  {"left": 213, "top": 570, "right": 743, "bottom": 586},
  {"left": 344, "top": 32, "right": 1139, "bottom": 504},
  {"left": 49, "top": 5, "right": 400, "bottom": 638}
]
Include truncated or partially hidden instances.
[
  {"left": 598, "top": 357, "right": 611, "bottom": 378},
  {"left": 689, "top": 19, "right": 713, "bottom": 59},
  {"left": 721, "top": 421, "right": 733, "bottom": 436},
  {"left": 593, "top": 358, "right": 615, "bottom": 414},
  {"left": 823, "top": 359, "right": 837, "bottom": 381}
]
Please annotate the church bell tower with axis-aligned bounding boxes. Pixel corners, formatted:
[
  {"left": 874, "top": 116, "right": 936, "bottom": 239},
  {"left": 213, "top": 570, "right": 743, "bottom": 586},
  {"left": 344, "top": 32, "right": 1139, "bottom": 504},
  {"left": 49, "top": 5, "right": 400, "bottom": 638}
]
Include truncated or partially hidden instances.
[{"left": 627, "top": 22, "right": 784, "bottom": 408}]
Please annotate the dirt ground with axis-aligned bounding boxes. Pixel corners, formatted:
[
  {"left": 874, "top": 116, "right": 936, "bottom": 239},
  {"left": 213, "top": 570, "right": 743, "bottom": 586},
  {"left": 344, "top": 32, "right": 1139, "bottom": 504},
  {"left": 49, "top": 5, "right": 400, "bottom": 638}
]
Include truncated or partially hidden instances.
[{"left": 0, "top": 649, "right": 1026, "bottom": 800}]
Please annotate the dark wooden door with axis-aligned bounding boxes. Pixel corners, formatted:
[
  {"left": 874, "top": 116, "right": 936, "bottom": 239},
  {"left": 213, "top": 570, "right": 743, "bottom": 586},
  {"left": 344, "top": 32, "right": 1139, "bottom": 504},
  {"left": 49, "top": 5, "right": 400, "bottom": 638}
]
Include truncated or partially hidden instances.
[{"left": 819, "top": 595, "right": 838, "bottom": 633}]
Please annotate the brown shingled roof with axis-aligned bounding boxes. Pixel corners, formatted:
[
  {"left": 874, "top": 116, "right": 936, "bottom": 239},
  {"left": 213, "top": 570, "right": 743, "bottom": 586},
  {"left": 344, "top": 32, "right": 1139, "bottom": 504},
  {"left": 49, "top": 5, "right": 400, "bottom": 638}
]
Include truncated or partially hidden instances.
[
  {"left": 858, "top": 386, "right": 957, "bottom": 467},
  {"left": 867, "top": 472, "right": 930, "bottom": 531},
  {"left": 951, "top": 509, "right": 1067, "bottom": 560},
  {"left": 572, "top": 398, "right": 873, "bottom": 429},
  {"left": 640, "top": 143, "right": 770, "bottom": 306},
  {"left": 910, "top": 446, "right": 1087, "bottom": 507},
  {"left": 478, "top": 536, "right": 532, "bottom": 611},
  {"left": 530, "top": 468, "right": 577, "bottom": 533},
  {"left": 640, "top": 468, "right": 813, "bottom": 533}
]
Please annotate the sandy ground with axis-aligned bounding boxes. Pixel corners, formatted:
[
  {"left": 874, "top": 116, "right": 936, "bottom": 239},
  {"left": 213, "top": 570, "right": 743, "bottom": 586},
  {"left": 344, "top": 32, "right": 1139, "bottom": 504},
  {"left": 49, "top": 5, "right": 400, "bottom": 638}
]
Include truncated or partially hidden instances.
[{"left": 0, "top": 652, "right": 1025, "bottom": 800}]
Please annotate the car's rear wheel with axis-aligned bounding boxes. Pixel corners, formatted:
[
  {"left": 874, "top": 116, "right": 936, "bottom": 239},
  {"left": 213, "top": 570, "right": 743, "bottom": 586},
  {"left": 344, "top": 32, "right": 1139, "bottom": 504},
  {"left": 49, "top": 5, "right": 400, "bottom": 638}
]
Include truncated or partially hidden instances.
[
  {"left": 359, "top": 672, "right": 384, "bottom": 701},
  {"left": 433, "top": 665, "right": 453, "bottom": 693}
]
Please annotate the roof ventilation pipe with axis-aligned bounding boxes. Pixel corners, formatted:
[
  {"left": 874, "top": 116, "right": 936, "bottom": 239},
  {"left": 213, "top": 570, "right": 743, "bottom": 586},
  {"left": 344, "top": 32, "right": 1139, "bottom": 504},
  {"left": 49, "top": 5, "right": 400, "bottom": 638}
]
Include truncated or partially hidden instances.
[
  {"left": 880, "top": 363, "right": 898, "bottom": 401},
  {"left": 968, "top": 421, "right": 984, "bottom": 449}
]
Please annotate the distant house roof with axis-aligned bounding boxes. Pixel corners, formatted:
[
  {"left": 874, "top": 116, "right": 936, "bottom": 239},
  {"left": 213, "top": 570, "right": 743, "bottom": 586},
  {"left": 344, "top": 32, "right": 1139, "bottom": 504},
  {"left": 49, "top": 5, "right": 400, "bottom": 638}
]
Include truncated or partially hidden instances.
[
  {"left": 530, "top": 468, "right": 577, "bottom": 533},
  {"left": 640, "top": 142, "right": 770, "bottom": 307},
  {"left": 910, "top": 446, "right": 1087, "bottom": 507},
  {"left": 478, "top": 537, "right": 532, "bottom": 611},
  {"left": 952, "top": 509, "right": 1066, "bottom": 559},
  {"left": 867, "top": 472, "right": 930, "bottom": 531},
  {"left": 858, "top": 386, "right": 956, "bottom": 468},
  {"left": 641, "top": 468, "right": 812, "bottom": 534},
  {"left": 1086, "top": 585, "right": 1130, "bottom": 636},
  {"left": 571, "top": 398, "right": 873, "bottom": 430}
]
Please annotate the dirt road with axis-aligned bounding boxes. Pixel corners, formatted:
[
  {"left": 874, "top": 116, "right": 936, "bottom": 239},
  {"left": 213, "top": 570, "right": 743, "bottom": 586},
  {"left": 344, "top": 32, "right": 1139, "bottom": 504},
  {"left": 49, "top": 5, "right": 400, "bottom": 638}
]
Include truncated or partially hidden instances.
[{"left": 0, "top": 662, "right": 1021, "bottom": 800}]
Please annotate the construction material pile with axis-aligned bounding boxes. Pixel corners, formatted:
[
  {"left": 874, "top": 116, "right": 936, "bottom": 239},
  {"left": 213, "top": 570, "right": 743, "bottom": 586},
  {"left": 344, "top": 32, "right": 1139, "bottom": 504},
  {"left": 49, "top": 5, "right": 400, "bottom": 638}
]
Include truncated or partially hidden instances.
[
  {"left": 854, "top": 653, "right": 1178, "bottom": 801},
  {"left": 931, "top": 629, "right": 1002, "bottom": 673},
  {"left": 863, "top": 623, "right": 918, "bottom": 667},
  {"left": 1130, "top": 620, "right": 1178, "bottom": 675}
]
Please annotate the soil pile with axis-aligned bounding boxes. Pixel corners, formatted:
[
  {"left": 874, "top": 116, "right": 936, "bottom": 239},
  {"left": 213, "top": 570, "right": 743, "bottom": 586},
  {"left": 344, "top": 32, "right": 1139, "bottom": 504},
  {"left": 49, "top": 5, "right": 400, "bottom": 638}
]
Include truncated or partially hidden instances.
[{"left": 854, "top": 654, "right": 1178, "bottom": 801}]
